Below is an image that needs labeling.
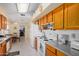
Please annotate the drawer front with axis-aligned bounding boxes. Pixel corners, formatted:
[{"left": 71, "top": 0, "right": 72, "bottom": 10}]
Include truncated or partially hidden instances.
[
  {"left": 57, "top": 50, "right": 64, "bottom": 56},
  {"left": 46, "top": 49, "right": 56, "bottom": 56},
  {"left": 46, "top": 44, "right": 56, "bottom": 54}
]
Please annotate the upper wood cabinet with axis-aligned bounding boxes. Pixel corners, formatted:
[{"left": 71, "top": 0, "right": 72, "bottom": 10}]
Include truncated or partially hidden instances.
[
  {"left": 53, "top": 4, "right": 64, "bottom": 30},
  {"left": 38, "top": 19, "right": 40, "bottom": 26},
  {"left": 36, "top": 3, "right": 79, "bottom": 30},
  {"left": 0, "top": 15, "right": 7, "bottom": 29},
  {"left": 43, "top": 15, "right": 47, "bottom": 25},
  {"left": 47, "top": 11, "right": 53, "bottom": 23},
  {"left": 4, "top": 17, "right": 7, "bottom": 29},
  {"left": 39, "top": 19, "right": 42, "bottom": 26},
  {"left": 64, "top": 3, "right": 79, "bottom": 29},
  {"left": 40, "top": 17, "right": 44, "bottom": 25},
  {"left": 0, "top": 15, "right": 2, "bottom": 29},
  {"left": 2, "top": 15, "right": 4, "bottom": 29}
]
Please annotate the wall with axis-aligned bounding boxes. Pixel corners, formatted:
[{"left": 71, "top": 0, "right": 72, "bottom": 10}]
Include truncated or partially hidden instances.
[
  {"left": 52, "top": 30, "right": 79, "bottom": 42},
  {"left": 0, "top": 7, "right": 8, "bottom": 18},
  {"left": 25, "top": 20, "right": 32, "bottom": 44},
  {"left": 8, "top": 21, "right": 20, "bottom": 37},
  {"left": 25, "top": 20, "right": 42, "bottom": 48}
]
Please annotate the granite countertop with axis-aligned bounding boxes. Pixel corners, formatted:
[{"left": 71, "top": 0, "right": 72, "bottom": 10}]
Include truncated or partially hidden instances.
[
  {"left": 0, "top": 36, "right": 11, "bottom": 44},
  {"left": 46, "top": 39, "right": 79, "bottom": 56}
]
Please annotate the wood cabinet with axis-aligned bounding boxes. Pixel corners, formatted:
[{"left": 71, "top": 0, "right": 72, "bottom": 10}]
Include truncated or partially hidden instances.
[
  {"left": 47, "top": 11, "right": 53, "bottom": 23},
  {"left": 53, "top": 4, "right": 64, "bottom": 30},
  {"left": 40, "top": 17, "right": 44, "bottom": 25},
  {"left": 46, "top": 44, "right": 65, "bottom": 56},
  {"left": 38, "top": 19, "right": 41, "bottom": 26},
  {"left": 46, "top": 44, "right": 56, "bottom": 56},
  {"left": 2, "top": 15, "right": 5, "bottom": 29},
  {"left": 4, "top": 17, "right": 7, "bottom": 29},
  {"left": 43, "top": 15, "right": 47, "bottom": 25},
  {"left": 53, "top": 3, "right": 79, "bottom": 30},
  {"left": 46, "top": 44, "right": 56, "bottom": 54},
  {"left": 0, "top": 41, "right": 6, "bottom": 56},
  {"left": 57, "top": 50, "right": 64, "bottom": 56},
  {"left": 0, "top": 15, "right": 2, "bottom": 29},
  {"left": 46, "top": 49, "right": 56, "bottom": 56},
  {"left": 64, "top": 3, "right": 79, "bottom": 29},
  {"left": 0, "top": 15, "right": 7, "bottom": 29},
  {"left": 35, "top": 3, "right": 79, "bottom": 30}
]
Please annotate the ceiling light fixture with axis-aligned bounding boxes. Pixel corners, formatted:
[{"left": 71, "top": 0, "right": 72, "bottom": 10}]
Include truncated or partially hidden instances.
[{"left": 16, "top": 3, "right": 29, "bottom": 14}]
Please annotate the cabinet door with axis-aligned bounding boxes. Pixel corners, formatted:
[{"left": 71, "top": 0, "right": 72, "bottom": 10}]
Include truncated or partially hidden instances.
[
  {"left": 47, "top": 11, "right": 53, "bottom": 23},
  {"left": 0, "top": 41, "right": 6, "bottom": 56},
  {"left": 0, "top": 44, "right": 3, "bottom": 56},
  {"left": 2, "top": 41, "right": 6, "bottom": 55},
  {"left": 46, "top": 44, "right": 56, "bottom": 54},
  {"left": 46, "top": 49, "right": 56, "bottom": 56},
  {"left": 43, "top": 16, "right": 47, "bottom": 25},
  {"left": 40, "top": 19, "right": 42, "bottom": 26},
  {"left": 39, "top": 19, "right": 41, "bottom": 26},
  {"left": 64, "top": 3, "right": 79, "bottom": 29},
  {"left": 2, "top": 15, "right": 5, "bottom": 29},
  {"left": 53, "top": 4, "right": 64, "bottom": 30},
  {"left": 4, "top": 17, "right": 7, "bottom": 29},
  {"left": 37, "top": 20, "right": 39, "bottom": 25},
  {"left": 40, "top": 17, "right": 44, "bottom": 25},
  {"left": 57, "top": 50, "right": 64, "bottom": 56},
  {"left": 0, "top": 15, "right": 2, "bottom": 29}
]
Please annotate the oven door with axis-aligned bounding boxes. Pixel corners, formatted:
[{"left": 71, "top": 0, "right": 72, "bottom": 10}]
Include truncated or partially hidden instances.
[{"left": 39, "top": 42, "right": 45, "bottom": 56}]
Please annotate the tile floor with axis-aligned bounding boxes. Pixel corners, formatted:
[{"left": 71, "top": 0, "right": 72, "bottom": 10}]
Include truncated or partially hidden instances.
[{"left": 9, "top": 36, "right": 40, "bottom": 56}]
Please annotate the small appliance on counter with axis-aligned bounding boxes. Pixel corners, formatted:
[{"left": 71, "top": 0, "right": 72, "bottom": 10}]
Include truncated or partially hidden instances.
[
  {"left": 71, "top": 33, "right": 79, "bottom": 50},
  {"left": 58, "top": 34, "right": 70, "bottom": 45}
]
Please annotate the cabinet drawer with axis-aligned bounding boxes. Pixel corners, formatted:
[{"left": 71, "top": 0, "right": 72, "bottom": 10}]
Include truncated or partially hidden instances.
[
  {"left": 46, "top": 44, "right": 56, "bottom": 54},
  {"left": 46, "top": 49, "right": 56, "bottom": 56},
  {"left": 57, "top": 50, "right": 64, "bottom": 56}
]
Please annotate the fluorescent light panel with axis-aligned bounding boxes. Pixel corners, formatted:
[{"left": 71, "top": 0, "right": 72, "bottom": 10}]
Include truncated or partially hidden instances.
[{"left": 17, "top": 3, "right": 29, "bottom": 13}]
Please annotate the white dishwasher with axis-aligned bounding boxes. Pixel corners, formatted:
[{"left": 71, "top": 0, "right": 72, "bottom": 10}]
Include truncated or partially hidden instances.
[{"left": 7, "top": 41, "right": 10, "bottom": 52}]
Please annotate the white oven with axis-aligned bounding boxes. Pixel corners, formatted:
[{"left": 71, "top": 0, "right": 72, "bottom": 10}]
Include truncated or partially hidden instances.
[{"left": 39, "top": 38, "right": 46, "bottom": 56}]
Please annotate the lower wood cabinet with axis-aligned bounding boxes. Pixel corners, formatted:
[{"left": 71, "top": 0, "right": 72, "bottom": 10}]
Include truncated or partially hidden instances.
[
  {"left": 46, "top": 44, "right": 56, "bottom": 54},
  {"left": 57, "top": 50, "right": 64, "bottom": 56},
  {"left": 46, "top": 49, "right": 56, "bottom": 56},
  {"left": 45, "top": 44, "right": 65, "bottom": 56},
  {"left": 0, "top": 41, "right": 6, "bottom": 56}
]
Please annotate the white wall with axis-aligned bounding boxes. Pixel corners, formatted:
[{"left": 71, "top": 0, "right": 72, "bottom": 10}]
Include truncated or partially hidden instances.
[
  {"left": 52, "top": 30, "right": 79, "bottom": 41},
  {"left": 8, "top": 21, "right": 20, "bottom": 37},
  {"left": 25, "top": 21, "right": 31, "bottom": 43}
]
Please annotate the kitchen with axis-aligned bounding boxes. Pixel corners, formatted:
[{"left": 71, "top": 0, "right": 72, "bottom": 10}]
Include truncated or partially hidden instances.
[{"left": 0, "top": 3, "right": 79, "bottom": 56}]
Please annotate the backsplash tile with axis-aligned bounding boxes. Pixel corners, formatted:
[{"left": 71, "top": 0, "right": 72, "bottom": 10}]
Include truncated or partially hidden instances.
[{"left": 52, "top": 30, "right": 79, "bottom": 41}]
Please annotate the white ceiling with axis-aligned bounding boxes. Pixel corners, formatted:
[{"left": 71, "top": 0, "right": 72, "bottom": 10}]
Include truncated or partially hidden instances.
[{"left": 0, "top": 3, "right": 40, "bottom": 24}]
